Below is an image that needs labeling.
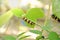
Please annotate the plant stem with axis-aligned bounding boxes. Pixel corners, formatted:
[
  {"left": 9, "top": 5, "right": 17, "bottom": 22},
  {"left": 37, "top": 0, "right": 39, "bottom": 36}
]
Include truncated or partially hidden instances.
[{"left": 44, "top": 0, "right": 51, "bottom": 26}]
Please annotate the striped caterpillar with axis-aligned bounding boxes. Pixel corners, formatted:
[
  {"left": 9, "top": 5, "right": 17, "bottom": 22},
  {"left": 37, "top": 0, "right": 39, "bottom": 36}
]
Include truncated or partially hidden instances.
[
  {"left": 22, "top": 17, "right": 35, "bottom": 25},
  {"left": 51, "top": 14, "right": 60, "bottom": 22}
]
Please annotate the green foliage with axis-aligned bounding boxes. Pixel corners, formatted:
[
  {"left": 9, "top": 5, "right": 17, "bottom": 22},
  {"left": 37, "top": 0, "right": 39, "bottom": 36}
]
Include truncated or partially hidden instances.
[
  {"left": 0, "top": 11, "right": 13, "bottom": 27},
  {"left": 17, "top": 32, "right": 30, "bottom": 40},
  {"left": 0, "top": 2, "right": 60, "bottom": 40},
  {"left": 11, "top": 8, "right": 24, "bottom": 18},
  {"left": 0, "top": 8, "right": 24, "bottom": 27},
  {"left": 3, "top": 35, "right": 16, "bottom": 40},
  {"left": 25, "top": 8, "right": 44, "bottom": 28},
  {"left": 17, "top": 32, "right": 26, "bottom": 37},
  {"left": 0, "top": 8, "right": 44, "bottom": 28},
  {"left": 36, "top": 36, "right": 42, "bottom": 40},
  {"left": 30, "top": 30, "right": 42, "bottom": 35},
  {"left": 2, "top": 32, "right": 29, "bottom": 40},
  {"left": 48, "top": 32, "right": 60, "bottom": 40},
  {"left": 18, "top": 35, "right": 30, "bottom": 40},
  {"left": 30, "top": 30, "right": 44, "bottom": 40},
  {"left": 42, "top": 20, "right": 52, "bottom": 32},
  {"left": 26, "top": 8, "right": 44, "bottom": 22}
]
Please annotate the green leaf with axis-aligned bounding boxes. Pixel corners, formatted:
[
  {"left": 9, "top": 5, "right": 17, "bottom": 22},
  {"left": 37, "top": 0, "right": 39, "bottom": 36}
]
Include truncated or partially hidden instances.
[
  {"left": 11, "top": 8, "right": 24, "bottom": 18},
  {"left": 48, "top": 32, "right": 60, "bottom": 40},
  {"left": 52, "top": 0, "right": 60, "bottom": 19},
  {"left": 19, "top": 35, "right": 30, "bottom": 40},
  {"left": 17, "top": 32, "right": 26, "bottom": 37},
  {"left": 0, "top": 11, "right": 13, "bottom": 27},
  {"left": 3, "top": 35, "right": 16, "bottom": 40},
  {"left": 36, "top": 36, "right": 42, "bottom": 40},
  {"left": 17, "top": 32, "right": 29, "bottom": 40},
  {"left": 0, "top": 8, "right": 24, "bottom": 27},
  {"left": 26, "top": 8, "right": 44, "bottom": 23},
  {"left": 30, "top": 30, "right": 42, "bottom": 35}
]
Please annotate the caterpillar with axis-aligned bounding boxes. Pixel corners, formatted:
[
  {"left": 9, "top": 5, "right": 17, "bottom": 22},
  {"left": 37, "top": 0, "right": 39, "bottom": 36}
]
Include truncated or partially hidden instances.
[
  {"left": 51, "top": 14, "right": 60, "bottom": 22},
  {"left": 22, "top": 17, "right": 35, "bottom": 25}
]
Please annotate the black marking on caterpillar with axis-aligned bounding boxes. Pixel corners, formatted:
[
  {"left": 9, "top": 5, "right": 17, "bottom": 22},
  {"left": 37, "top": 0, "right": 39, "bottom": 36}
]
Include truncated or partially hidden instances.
[
  {"left": 58, "top": 18, "right": 60, "bottom": 22},
  {"left": 22, "top": 17, "right": 35, "bottom": 25},
  {"left": 42, "top": 36, "right": 45, "bottom": 39},
  {"left": 51, "top": 14, "right": 60, "bottom": 22}
]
